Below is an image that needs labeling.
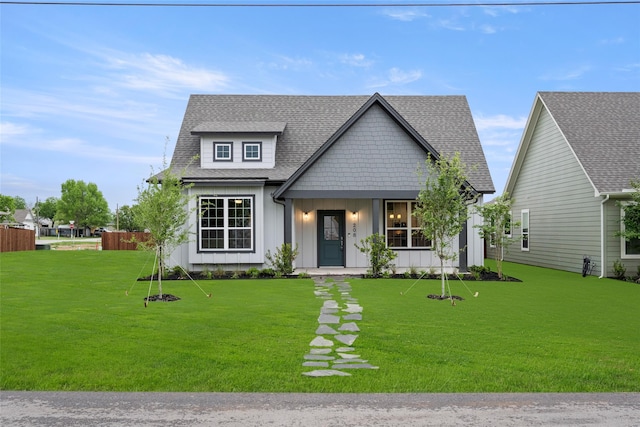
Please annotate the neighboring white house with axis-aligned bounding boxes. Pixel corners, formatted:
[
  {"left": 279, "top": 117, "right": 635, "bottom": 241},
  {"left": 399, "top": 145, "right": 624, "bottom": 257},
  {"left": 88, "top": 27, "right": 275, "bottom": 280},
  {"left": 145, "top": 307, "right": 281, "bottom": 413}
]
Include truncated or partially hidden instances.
[
  {"left": 165, "top": 93, "right": 495, "bottom": 273},
  {"left": 10, "top": 209, "right": 35, "bottom": 230},
  {"left": 503, "top": 92, "right": 640, "bottom": 277}
]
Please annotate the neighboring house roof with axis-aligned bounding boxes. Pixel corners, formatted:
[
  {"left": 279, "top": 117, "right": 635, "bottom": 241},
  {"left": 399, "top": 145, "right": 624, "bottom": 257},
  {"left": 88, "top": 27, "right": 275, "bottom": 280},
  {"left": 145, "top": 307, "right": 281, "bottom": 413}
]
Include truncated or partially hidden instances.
[
  {"left": 507, "top": 92, "right": 640, "bottom": 196},
  {"left": 169, "top": 93, "right": 494, "bottom": 193},
  {"left": 13, "top": 209, "right": 33, "bottom": 224}
]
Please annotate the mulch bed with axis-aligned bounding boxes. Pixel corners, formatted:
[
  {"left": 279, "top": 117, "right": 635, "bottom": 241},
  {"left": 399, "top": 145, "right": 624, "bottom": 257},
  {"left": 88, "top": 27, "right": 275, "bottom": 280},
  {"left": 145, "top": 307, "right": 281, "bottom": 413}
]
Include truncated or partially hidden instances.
[{"left": 144, "top": 294, "right": 181, "bottom": 303}]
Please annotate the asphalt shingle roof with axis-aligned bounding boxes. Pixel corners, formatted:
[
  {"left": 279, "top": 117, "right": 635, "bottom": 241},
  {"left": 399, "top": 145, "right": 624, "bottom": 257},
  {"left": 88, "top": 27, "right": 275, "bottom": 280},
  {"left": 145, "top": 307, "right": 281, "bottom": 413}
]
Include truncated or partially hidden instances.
[
  {"left": 170, "top": 94, "right": 495, "bottom": 193},
  {"left": 539, "top": 92, "right": 640, "bottom": 194}
]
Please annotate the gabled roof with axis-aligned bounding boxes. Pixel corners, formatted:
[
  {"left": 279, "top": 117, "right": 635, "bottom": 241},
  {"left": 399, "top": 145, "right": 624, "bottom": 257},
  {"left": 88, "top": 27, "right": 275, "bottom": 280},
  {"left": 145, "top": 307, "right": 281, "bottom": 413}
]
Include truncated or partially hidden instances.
[
  {"left": 506, "top": 92, "right": 640, "bottom": 196},
  {"left": 170, "top": 93, "right": 494, "bottom": 193}
]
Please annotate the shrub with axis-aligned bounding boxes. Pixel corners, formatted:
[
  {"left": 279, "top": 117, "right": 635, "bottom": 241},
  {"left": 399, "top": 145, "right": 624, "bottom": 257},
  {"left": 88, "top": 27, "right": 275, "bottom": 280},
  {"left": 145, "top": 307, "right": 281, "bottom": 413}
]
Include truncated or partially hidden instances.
[
  {"left": 247, "top": 267, "right": 260, "bottom": 279},
  {"left": 355, "top": 233, "right": 397, "bottom": 278},
  {"left": 613, "top": 260, "right": 626, "bottom": 280},
  {"left": 265, "top": 243, "right": 299, "bottom": 276}
]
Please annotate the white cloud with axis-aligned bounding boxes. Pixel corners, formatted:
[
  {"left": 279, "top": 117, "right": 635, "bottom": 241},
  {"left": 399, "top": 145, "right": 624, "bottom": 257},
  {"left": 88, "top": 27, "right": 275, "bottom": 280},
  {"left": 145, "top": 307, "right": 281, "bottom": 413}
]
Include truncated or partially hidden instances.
[
  {"left": 381, "top": 8, "right": 429, "bottom": 22},
  {"left": 598, "top": 37, "right": 625, "bottom": 46},
  {"left": 102, "top": 51, "right": 229, "bottom": 96},
  {"left": 0, "top": 122, "right": 30, "bottom": 141},
  {"left": 539, "top": 65, "right": 591, "bottom": 81},
  {"left": 474, "top": 114, "right": 527, "bottom": 131},
  {"left": 264, "top": 54, "right": 313, "bottom": 71},
  {"left": 0, "top": 120, "right": 162, "bottom": 165},
  {"left": 479, "top": 24, "right": 497, "bottom": 34},
  {"left": 388, "top": 67, "right": 423, "bottom": 84},
  {"left": 339, "top": 53, "right": 373, "bottom": 68},
  {"left": 437, "top": 19, "right": 466, "bottom": 32}
]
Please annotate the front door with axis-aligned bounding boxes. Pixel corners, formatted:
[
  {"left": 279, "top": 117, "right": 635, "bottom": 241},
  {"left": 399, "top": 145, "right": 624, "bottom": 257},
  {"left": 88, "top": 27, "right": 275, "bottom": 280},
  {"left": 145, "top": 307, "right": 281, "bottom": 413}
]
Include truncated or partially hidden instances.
[{"left": 317, "top": 210, "right": 345, "bottom": 267}]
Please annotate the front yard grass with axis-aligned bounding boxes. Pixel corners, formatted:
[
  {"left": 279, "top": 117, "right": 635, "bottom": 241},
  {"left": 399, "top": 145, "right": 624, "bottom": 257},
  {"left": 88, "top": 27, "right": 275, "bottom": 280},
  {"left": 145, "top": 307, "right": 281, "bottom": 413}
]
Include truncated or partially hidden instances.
[{"left": 1, "top": 251, "right": 638, "bottom": 392}]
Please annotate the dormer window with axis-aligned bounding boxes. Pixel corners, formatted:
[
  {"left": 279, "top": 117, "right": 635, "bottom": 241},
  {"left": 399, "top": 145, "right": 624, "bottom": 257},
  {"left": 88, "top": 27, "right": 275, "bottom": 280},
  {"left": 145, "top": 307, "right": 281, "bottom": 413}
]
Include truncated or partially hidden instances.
[
  {"left": 214, "top": 142, "right": 233, "bottom": 161},
  {"left": 243, "top": 142, "right": 262, "bottom": 161}
]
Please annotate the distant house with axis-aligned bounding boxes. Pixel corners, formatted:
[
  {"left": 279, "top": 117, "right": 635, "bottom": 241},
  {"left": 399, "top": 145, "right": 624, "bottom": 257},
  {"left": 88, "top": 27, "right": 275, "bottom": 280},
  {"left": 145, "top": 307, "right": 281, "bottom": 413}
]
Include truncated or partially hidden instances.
[
  {"left": 503, "top": 92, "right": 640, "bottom": 277},
  {"left": 166, "top": 93, "right": 495, "bottom": 273},
  {"left": 9, "top": 209, "right": 35, "bottom": 230}
]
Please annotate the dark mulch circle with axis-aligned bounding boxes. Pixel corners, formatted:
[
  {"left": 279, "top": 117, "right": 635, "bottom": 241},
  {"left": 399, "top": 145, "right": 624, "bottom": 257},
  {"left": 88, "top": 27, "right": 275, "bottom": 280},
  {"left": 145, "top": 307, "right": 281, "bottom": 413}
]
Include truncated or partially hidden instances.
[
  {"left": 427, "top": 294, "right": 465, "bottom": 301},
  {"left": 144, "top": 294, "right": 181, "bottom": 302}
]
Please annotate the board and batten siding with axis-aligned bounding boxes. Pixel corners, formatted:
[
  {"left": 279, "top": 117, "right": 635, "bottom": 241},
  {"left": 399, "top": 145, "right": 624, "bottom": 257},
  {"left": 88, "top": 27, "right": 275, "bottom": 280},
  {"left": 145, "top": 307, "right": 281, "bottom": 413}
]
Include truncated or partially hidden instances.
[
  {"left": 168, "top": 184, "right": 283, "bottom": 271},
  {"left": 506, "top": 108, "right": 602, "bottom": 275}
]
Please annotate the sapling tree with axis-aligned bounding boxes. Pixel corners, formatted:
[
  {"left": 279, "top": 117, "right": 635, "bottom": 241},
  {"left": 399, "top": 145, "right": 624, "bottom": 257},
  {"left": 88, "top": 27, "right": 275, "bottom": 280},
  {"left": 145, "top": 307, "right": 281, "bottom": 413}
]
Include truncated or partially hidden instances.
[
  {"left": 134, "top": 159, "right": 194, "bottom": 299},
  {"left": 474, "top": 192, "right": 519, "bottom": 279},
  {"left": 413, "top": 152, "right": 476, "bottom": 297}
]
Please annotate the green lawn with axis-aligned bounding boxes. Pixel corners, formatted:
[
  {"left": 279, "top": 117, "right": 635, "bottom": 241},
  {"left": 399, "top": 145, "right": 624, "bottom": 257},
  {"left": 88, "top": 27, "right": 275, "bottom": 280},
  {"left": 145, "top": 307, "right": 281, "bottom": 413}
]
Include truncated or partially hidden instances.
[{"left": 1, "top": 250, "right": 639, "bottom": 392}]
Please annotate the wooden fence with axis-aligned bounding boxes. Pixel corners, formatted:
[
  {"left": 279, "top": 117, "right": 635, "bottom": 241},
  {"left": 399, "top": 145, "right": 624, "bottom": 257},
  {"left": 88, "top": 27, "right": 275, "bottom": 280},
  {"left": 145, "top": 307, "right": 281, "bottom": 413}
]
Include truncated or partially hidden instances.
[
  {"left": 0, "top": 227, "right": 36, "bottom": 252},
  {"left": 101, "top": 232, "right": 152, "bottom": 250}
]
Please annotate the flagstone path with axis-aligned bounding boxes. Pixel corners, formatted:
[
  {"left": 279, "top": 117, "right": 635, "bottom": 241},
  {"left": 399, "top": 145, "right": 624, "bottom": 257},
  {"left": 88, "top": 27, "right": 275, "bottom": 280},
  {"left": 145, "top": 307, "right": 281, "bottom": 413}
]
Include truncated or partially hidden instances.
[{"left": 302, "top": 277, "right": 378, "bottom": 377}]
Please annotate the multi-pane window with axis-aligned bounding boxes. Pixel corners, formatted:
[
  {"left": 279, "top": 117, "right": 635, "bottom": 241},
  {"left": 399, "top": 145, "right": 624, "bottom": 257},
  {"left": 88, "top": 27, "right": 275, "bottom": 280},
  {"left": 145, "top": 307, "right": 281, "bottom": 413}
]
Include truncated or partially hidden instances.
[
  {"left": 521, "top": 209, "right": 529, "bottom": 251},
  {"left": 620, "top": 204, "right": 640, "bottom": 258},
  {"left": 243, "top": 142, "right": 262, "bottom": 161},
  {"left": 200, "top": 196, "right": 253, "bottom": 251},
  {"left": 385, "top": 201, "right": 431, "bottom": 248},
  {"left": 214, "top": 142, "right": 232, "bottom": 161}
]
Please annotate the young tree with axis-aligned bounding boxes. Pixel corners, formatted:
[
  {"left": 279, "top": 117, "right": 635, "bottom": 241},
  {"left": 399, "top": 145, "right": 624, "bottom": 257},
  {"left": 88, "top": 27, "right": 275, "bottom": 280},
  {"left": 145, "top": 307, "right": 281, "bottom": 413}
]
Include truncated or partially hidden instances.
[
  {"left": 57, "top": 180, "right": 111, "bottom": 236},
  {"left": 0, "top": 194, "right": 16, "bottom": 222},
  {"left": 413, "top": 152, "right": 476, "bottom": 297},
  {"left": 35, "top": 197, "right": 59, "bottom": 228},
  {"left": 474, "top": 193, "right": 519, "bottom": 279},
  {"left": 134, "top": 162, "right": 193, "bottom": 299}
]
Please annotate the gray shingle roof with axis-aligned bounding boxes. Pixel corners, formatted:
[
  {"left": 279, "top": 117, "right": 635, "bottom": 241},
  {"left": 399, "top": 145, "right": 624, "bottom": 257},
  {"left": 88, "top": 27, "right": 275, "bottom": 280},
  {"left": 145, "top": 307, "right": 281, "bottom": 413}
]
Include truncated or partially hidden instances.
[
  {"left": 539, "top": 92, "right": 640, "bottom": 194},
  {"left": 170, "top": 93, "right": 494, "bottom": 193}
]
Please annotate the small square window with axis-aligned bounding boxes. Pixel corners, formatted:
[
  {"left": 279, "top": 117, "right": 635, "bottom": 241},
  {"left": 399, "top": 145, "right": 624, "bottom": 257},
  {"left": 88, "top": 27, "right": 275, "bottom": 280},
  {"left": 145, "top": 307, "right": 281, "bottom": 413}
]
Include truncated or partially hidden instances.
[
  {"left": 243, "top": 142, "right": 262, "bottom": 161},
  {"left": 214, "top": 143, "right": 232, "bottom": 161}
]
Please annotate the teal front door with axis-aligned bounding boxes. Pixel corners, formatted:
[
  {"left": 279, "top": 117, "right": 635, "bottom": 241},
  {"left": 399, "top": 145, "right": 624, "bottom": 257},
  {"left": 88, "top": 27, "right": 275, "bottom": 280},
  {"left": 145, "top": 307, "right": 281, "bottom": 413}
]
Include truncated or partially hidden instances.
[{"left": 318, "top": 210, "right": 345, "bottom": 267}]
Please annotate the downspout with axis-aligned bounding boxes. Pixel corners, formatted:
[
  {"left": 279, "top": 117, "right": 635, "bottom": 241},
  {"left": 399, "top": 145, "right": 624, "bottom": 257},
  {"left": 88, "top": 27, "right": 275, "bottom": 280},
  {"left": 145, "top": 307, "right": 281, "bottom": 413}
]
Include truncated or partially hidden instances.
[{"left": 599, "top": 194, "right": 609, "bottom": 279}]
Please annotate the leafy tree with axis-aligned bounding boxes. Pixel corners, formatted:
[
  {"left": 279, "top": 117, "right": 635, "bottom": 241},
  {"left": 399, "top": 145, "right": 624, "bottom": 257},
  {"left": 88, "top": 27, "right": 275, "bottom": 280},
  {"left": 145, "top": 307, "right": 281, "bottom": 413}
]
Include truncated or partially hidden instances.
[
  {"left": 117, "top": 204, "right": 143, "bottom": 232},
  {"left": 355, "top": 233, "right": 397, "bottom": 277},
  {"left": 35, "top": 197, "right": 59, "bottom": 227},
  {"left": 13, "top": 196, "right": 27, "bottom": 210},
  {"left": 57, "top": 180, "right": 111, "bottom": 236},
  {"left": 134, "top": 160, "right": 193, "bottom": 299},
  {"left": 474, "top": 193, "right": 520, "bottom": 279},
  {"left": 0, "top": 194, "right": 16, "bottom": 222},
  {"left": 413, "top": 152, "right": 476, "bottom": 297},
  {"left": 617, "top": 179, "right": 640, "bottom": 246}
]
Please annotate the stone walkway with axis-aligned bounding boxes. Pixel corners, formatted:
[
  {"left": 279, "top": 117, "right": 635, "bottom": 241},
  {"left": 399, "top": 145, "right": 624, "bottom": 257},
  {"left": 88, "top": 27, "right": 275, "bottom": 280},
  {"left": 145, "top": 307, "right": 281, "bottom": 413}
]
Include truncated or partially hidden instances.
[{"left": 302, "top": 277, "right": 378, "bottom": 377}]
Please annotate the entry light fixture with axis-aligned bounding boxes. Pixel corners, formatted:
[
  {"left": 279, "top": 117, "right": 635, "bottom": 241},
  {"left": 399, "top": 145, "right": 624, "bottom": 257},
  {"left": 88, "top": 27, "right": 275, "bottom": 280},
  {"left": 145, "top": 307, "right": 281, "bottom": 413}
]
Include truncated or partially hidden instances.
[
  {"left": 303, "top": 211, "right": 309, "bottom": 220},
  {"left": 352, "top": 211, "right": 358, "bottom": 219}
]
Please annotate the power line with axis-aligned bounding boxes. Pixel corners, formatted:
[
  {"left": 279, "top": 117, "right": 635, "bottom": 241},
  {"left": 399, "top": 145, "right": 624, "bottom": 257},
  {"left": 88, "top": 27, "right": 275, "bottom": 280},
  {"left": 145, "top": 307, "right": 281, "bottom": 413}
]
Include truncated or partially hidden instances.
[{"left": 1, "top": 1, "right": 639, "bottom": 7}]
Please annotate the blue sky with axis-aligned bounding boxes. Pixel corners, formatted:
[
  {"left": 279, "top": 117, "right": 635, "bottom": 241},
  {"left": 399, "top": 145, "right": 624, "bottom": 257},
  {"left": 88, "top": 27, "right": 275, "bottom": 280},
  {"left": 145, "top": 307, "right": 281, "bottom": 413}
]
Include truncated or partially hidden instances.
[{"left": 1, "top": 1, "right": 639, "bottom": 212}]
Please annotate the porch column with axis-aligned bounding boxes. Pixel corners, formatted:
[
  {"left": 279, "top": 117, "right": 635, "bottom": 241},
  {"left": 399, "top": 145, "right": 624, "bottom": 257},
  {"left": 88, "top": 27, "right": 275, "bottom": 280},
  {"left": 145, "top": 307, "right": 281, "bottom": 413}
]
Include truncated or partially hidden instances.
[
  {"left": 458, "top": 221, "right": 468, "bottom": 272},
  {"left": 372, "top": 199, "right": 380, "bottom": 235},
  {"left": 284, "top": 198, "right": 293, "bottom": 245}
]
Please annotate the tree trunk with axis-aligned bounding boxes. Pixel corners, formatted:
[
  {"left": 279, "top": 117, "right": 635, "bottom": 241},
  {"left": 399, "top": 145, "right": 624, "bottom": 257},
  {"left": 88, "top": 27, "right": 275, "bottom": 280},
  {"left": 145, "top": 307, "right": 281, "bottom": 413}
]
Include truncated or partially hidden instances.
[
  {"left": 157, "top": 246, "right": 163, "bottom": 299},
  {"left": 440, "top": 257, "right": 446, "bottom": 297}
]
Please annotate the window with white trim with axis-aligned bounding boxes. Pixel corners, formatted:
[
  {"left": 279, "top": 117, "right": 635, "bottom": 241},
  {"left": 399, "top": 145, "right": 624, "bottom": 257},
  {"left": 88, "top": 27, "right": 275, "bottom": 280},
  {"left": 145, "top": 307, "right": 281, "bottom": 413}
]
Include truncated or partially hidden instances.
[
  {"left": 521, "top": 209, "right": 529, "bottom": 251},
  {"left": 385, "top": 201, "right": 431, "bottom": 248},
  {"left": 620, "top": 203, "right": 640, "bottom": 258},
  {"left": 243, "top": 142, "right": 262, "bottom": 161},
  {"left": 199, "top": 196, "right": 253, "bottom": 251},
  {"left": 214, "top": 142, "right": 233, "bottom": 161}
]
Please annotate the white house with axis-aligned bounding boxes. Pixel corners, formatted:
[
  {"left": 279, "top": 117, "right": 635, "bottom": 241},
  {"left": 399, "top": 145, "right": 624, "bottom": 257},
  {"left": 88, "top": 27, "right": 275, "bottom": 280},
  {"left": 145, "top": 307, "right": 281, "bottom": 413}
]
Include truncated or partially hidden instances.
[{"left": 165, "top": 93, "right": 495, "bottom": 273}]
